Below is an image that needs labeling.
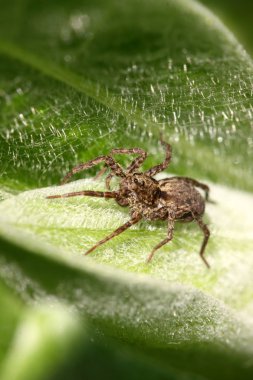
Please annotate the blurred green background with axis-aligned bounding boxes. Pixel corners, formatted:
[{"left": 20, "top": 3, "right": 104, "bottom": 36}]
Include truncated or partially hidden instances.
[{"left": 201, "top": 0, "right": 253, "bottom": 54}]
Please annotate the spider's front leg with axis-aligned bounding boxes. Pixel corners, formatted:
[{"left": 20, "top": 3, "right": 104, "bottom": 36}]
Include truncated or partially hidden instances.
[
  {"left": 104, "top": 148, "right": 148, "bottom": 189},
  {"left": 61, "top": 155, "right": 125, "bottom": 185},
  {"left": 93, "top": 166, "right": 108, "bottom": 181},
  {"left": 46, "top": 190, "right": 117, "bottom": 200},
  {"left": 84, "top": 214, "right": 142, "bottom": 255},
  {"left": 145, "top": 140, "right": 172, "bottom": 177}
]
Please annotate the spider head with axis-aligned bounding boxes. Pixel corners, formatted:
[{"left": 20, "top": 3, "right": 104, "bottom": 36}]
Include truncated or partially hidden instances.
[{"left": 118, "top": 173, "right": 159, "bottom": 205}]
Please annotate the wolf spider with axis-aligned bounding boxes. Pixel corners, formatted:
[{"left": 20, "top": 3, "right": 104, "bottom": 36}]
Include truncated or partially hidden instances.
[{"left": 47, "top": 140, "right": 211, "bottom": 267}]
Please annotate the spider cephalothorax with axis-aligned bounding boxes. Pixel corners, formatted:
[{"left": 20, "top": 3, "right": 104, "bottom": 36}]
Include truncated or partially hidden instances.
[
  {"left": 47, "top": 141, "right": 211, "bottom": 267},
  {"left": 117, "top": 173, "right": 160, "bottom": 207}
]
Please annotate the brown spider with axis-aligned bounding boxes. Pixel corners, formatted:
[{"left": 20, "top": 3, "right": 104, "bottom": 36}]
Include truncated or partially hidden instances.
[{"left": 47, "top": 140, "right": 211, "bottom": 268}]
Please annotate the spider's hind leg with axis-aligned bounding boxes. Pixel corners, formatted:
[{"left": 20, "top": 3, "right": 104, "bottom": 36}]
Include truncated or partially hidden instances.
[
  {"left": 146, "top": 219, "right": 174, "bottom": 262},
  {"left": 192, "top": 214, "right": 210, "bottom": 268},
  {"left": 174, "top": 176, "right": 210, "bottom": 201}
]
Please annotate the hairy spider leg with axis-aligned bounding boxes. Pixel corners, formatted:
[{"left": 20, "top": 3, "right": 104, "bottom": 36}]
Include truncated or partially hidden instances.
[
  {"left": 172, "top": 176, "right": 210, "bottom": 200},
  {"left": 93, "top": 166, "right": 108, "bottom": 181},
  {"left": 47, "top": 190, "right": 117, "bottom": 199},
  {"left": 104, "top": 148, "right": 148, "bottom": 189},
  {"left": 123, "top": 148, "right": 148, "bottom": 173},
  {"left": 193, "top": 215, "right": 210, "bottom": 268},
  {"left": 92, "top": 166, "right": 113, "bottom": 189},
  {"left": 145, "top": 140, "right": 172, "bottom": 177},
  {"left": 84, "top": 215, "right": 142, "bottom": 255},
  {"left": 146, "top": 219, "right": 174, "bottom": 262},
  {"left": 61, "top": 155, "right": 125, "bottom": 185}
]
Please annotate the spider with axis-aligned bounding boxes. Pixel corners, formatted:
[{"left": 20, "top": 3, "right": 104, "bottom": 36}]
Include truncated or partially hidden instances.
[{"left": 47, "top": 140, "right": 211, "bottom": 267}]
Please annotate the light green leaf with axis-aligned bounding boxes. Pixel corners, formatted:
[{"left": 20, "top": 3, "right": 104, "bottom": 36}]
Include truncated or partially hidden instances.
[{"left": 0, "top": 178, "right": 253, "bottom": 379}]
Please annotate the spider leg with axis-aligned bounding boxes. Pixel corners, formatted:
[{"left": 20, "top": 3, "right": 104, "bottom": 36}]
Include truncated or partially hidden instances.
[
  {"left": 104, "top": 148, "right": 148, "bottom": 189},
  {"left": 145, "top": 140, "right": 172, "bottom": 177},
  {"left": 173, "top": 176, "right": 209, "bottom": 200},
  {"left": 146, "top": 219, "right": 174, "bottom": 262},
  {"left": 61, "top": 155, "right": 124, "bottom": 185},
  {"left": 84, "top": 214, "right": 142, "bottom": 255},
  {"left": 192, "top": 214, "right": 210, "bottom": 268},
  {"left": 105, "top": 172, "right": 114, "bottom": 190},
  {"left": 93, "top": 166, "right": 108, "bottom": 181},
  {"left": 47, "top": 190, "right": 117, "bottom": 199}
]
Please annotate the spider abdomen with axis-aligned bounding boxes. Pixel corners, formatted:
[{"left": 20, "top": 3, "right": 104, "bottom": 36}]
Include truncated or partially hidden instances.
[{"left": 158, "top": 177, "right": 205, "bottom": 221}]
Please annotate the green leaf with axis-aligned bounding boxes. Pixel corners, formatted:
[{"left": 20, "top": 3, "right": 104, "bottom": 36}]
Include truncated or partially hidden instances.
[
  {"left": 0, "top": 281, "right": 24, "bottom": 365},
  {"left": 0, "top": 178, "right": 253, "bottom": 379},
  {"left": 0, "top": 0, "right": 252, "bottom": 191},
  {"left": 0, "top": 281, "right": 189, "bottom": 380},
  {"left": 199, "top": 0, "right": 253, "bottom": 54},
  {"left": 0, "top": 302, "right": 82, "bottom": 380},
  {"left": 0, "top": 0, "right": 253, "bottom": 378}
]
